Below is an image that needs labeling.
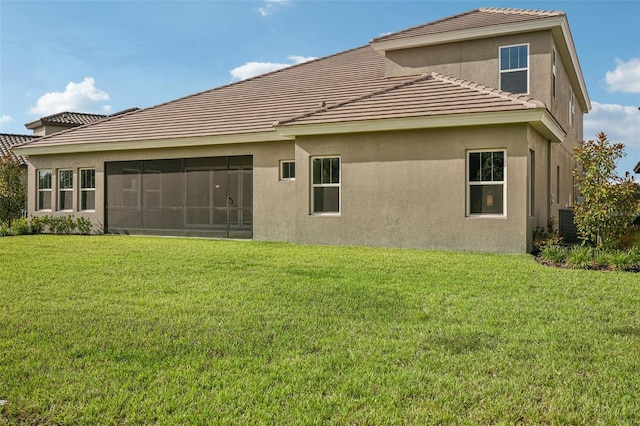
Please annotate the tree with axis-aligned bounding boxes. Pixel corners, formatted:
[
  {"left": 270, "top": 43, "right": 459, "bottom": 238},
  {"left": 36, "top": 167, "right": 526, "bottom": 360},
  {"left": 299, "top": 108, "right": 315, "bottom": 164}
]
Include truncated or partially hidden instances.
[
  {"left": 0, "top": 155, "right": 27, "bottom": 226},
  {"left": 572, "top": 132, "right": 639, "bottom": 250}
]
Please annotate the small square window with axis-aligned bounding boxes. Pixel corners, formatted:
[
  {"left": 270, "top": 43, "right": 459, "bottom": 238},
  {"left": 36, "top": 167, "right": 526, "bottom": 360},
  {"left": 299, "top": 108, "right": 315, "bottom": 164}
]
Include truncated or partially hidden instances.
[{"left": 280, "top": 161, "right": 295, "bottom": 180}]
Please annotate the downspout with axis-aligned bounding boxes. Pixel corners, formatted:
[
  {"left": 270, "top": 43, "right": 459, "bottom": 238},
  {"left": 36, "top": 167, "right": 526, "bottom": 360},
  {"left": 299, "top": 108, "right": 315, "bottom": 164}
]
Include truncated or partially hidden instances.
[{"left": 547, "top": 140, "right": 552, "bottom": 226}]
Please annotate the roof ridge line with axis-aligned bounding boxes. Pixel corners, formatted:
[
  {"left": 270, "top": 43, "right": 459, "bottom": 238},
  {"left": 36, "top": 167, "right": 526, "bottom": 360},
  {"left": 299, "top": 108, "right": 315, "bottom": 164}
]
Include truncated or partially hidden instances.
[
  {"left": 371, "top": 9, "right": 481, "bottom": 43},
  {"left": 276, "top": 74, "right": 432, "bottom": 126},
  {"left": 0, "top": 133, "right": 40, "bottom": 138},
  {"left": 479, "top": 7, "right": 564, "bottom": 17},
  {"left": 429, "top": 72, "right": 547, "bottom": 109},
  {"left": 16, "top": 108, "right": 141, "bottom": 148}
]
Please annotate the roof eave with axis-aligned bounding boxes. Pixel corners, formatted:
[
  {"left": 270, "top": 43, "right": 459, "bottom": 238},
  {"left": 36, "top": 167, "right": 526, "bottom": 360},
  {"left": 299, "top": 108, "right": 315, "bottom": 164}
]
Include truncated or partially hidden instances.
[
  {"left": 371, "top": 16, "right": 566, "bottom": 52},
  {"left": 11, "top": 131, "right": 293, "bottom": 156},
  {"left": 276, "top": 109, "right": 567, "bottom": 142}
]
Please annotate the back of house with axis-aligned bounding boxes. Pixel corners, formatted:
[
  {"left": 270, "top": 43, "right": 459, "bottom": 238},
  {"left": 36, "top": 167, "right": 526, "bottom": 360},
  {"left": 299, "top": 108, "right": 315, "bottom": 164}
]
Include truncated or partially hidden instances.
[{"left": 13, "top": 7, "right": 590, "bottom": 253}]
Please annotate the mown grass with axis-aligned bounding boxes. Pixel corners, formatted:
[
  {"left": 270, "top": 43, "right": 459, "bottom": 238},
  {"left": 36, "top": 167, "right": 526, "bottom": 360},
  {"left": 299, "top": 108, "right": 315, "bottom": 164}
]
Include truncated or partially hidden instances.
[{"left": 1, "top": 236, "right": 639, "bottom": 425}]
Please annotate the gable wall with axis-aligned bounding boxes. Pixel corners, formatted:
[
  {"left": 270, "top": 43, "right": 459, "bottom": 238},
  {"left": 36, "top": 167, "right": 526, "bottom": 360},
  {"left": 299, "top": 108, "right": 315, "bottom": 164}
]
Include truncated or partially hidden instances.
[
  {"left": 384, "top": 30, "right": 584, "bottom": 227},
  {"left": 384, "top": 31, "right": 554, "bottom": 107}
]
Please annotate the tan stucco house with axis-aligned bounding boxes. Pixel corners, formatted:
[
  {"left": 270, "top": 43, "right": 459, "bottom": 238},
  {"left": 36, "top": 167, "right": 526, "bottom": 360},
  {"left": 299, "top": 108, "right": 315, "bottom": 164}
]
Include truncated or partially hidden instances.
[{"left": 13, "top": 8, "right": 590, "bottom": 253}]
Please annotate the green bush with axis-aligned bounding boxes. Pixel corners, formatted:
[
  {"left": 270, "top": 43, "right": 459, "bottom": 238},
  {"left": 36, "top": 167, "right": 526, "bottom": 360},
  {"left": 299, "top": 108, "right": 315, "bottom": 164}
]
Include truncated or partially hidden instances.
[
  {"left": 566, "top": 246, "right": 595, "bottom": 269},
  {"left": 76, "top": 217, "right": 93, "bottom": 235},
  {"left": 11, "top": 217, "right": 31, "bottom": 235},
  {"left": 0, "top": 223, "right": 13, "bottom": 237},
  {"left": 29, "top": 216, "right": 45, "bottom": 234},
  {"left": 540, "top": 245, "right": 566, "bottom": 264},
  {"left": 606, "top": 250, "right": 637, "bottom": 271}
]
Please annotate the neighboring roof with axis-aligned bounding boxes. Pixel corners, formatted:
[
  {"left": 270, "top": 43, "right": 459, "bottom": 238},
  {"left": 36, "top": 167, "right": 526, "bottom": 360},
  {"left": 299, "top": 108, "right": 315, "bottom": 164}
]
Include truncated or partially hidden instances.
[
  {"left": 14, "top": 8, "right": 577, "bottom": 156},
  {"left": 25, "top": 111, "right": 107, "bottom": 130},
  {"left": 634, "top": 161, "right": 640, "bottom": 174},
  {"left": 0, "top": 134, "right": 37, "bottom": 165}
]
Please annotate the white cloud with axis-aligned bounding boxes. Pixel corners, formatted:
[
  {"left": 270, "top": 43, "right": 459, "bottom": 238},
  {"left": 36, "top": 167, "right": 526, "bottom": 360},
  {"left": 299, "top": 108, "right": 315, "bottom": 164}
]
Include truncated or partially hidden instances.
[
  {"left": 258, "top": 0, "right": 290, "bottom": 16},
  {"left": 0, "top": 115, "right": 13, "bottom": 124},
  {"left": 28, "top": 77, "right": 111, "bottom": 116},
  {"left": 230, "top": 55, "right": 316, "bottom": 81},
  {"left": 583, "top": 102, "right": 640, "bottom": 150},
  {"left": 605, "top": 58, "right": 640, "bottom": 93}
]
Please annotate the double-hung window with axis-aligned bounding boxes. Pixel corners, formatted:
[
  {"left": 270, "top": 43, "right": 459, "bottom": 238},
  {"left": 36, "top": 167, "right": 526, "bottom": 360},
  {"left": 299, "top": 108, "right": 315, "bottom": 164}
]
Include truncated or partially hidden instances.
[
  {"left": 467, "top": 150, "right": 505, "bottom": 216},
  {"left": 80, "top": 168, "right": 96, "bottom": 211},
  {"left": 500, "top": 44, "right": 528, "bottom": 94},
  {"left": 37, "top": 170, "right": 52, "bottom": 211},
  {"left": 569, "top": 90, "right": 575, "bottom": 128},
  {"left": 311, "top": 156, "right": 340, "bottom": 214},
  {"left": 58, "top": 169, "right": 73, "bottom": 211},
  {"left": 552, "top": 48, "right": 557, "bottom": 99}
]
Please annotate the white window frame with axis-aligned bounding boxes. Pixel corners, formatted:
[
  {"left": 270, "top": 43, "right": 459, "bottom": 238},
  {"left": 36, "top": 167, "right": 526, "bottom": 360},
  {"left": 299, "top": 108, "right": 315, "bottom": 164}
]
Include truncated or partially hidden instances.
[
  {"left": 37, "top": 169, "right": 52, "bottom": 211},
  {"left": 280, "top": 160, "right": 295, "bottom": 181},
  {"left": 79, "top": 168, "right": 96, "bottom": 211},
  {"left": 57, "top": 169, "right": 74, "bottom": 211},
  {"left": 552, "top": 48, "right": 557, "bottom": 99},
  {"left": 569, "top": 89, "right": 575, "bottom": 128},
  {"left": 499, "top": 43, "right": 529, "bottom": 94},
  {"left": 466, "top": 150, "right": 507, "bottom": 217},
  {"left": 311, "top": 156, "right": 340, "bottom": 215}
]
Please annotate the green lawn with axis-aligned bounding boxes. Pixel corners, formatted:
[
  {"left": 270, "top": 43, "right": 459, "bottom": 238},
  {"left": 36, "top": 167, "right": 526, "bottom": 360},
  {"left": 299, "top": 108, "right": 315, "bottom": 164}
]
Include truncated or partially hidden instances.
[{"left": 1, "top": 236, "right": 638, "bottom": 425}]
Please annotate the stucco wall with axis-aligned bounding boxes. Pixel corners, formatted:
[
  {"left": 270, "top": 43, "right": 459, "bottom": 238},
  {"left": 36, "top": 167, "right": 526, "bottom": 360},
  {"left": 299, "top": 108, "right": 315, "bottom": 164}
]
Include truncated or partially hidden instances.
[
  {"left": 293, "top": 125, "right": 536, "bottom": 253},
  {"left": 25, "top": 140, "right": 297, "bottom": 239},
  {"left": 384, "top": 31, "right": 554, "bottom": 107},
  {"left": 25, "top": 124, "right": 559, "bottom": 253}
]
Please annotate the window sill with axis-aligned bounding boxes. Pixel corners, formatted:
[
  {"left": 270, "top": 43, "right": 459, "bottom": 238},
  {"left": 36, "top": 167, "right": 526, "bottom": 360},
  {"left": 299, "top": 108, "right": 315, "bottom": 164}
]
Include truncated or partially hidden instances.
[
  {"left": 311, "top": 212, "right": 340, "bottom": 217},
  {"left": 466, "top": 214, "right": 507, "bottom": 219}
]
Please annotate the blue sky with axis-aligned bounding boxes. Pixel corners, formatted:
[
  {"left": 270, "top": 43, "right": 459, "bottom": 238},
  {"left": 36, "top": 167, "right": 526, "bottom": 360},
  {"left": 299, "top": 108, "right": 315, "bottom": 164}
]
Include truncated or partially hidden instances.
[{"left": 1, "top": 0, "right": 638, "bottom": 173}]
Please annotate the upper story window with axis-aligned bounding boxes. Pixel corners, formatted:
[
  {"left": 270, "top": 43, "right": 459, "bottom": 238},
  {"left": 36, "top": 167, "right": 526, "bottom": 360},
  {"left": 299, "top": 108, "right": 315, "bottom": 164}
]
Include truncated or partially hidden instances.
[
  {"left": 552, "top": 48, "right": 557, "bottom": 99},
  {"left": 569, "top": 89, "right": 575, "bottom": 128},
  {"left": 500, "top": 44, "right": 528, "bottom": 94}
]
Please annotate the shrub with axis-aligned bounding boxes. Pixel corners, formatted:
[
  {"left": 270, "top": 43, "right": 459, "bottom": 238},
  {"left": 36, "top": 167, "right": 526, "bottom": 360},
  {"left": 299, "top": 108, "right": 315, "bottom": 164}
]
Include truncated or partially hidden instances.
[
  {"left": 566, "top": 246, "right": 596, "bottom": 269},
  {"left": 11, "top": 217, "right": 31, "bottom": 235},
  {"left": 0, "top": 223, "right": 13, "bottom": 237},
  {"left": 606, "top": 251, "right": 637, "bottom": 271},
  {"left": 76, "top": 217, "right": 93, "bottom": 235},
  {"left": 29, "top": 216, "right": 45, "bottom": 234},
  {"left": 540, "top": 245, "right": 566, "bottom": 264}
]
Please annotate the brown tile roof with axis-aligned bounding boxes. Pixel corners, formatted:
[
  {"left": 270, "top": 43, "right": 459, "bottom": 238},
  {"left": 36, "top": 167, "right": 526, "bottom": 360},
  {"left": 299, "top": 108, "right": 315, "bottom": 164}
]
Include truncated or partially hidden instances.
[
  {"left": 18, "top": 46, "right": 420, "bottom": 149},
  {"left": 372, "top": 8, "right": 564, "bottom": 43},
  {"left": 16, "top": 8, "right": 562, "bottom": 153},
  {"left": 25, "top": 111, "right": 107, "bottom": 129},
  {"left": 0, "top": 134, "right": 37, "bottom": 165},
  {"left": 279, "top": 72, "right": 546, "bottom": 126}
]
